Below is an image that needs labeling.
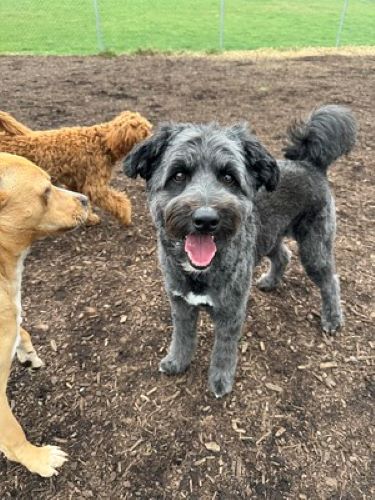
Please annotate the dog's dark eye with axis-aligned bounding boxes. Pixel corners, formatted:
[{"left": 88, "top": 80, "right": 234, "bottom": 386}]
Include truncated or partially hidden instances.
[
  {"left": 173, "top": 172, "right": 187, "bottom": 183},
  {"left": 42, "top": 186, "right": 51, "bottom": 204},
  {"left": 221, "top": 173, "right": 235, "bottom": 185}
]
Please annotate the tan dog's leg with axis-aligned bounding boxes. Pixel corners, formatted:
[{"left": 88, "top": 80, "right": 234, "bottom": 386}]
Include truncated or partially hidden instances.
[
  {"left": 0, "top": 322, "right": 67, "bottom": 476},
  {"left": 16, "top": 327, "right": 44, "bottom": 369},
  {"left": 85, "top": 183, "right": 132, "bottom": 226}
]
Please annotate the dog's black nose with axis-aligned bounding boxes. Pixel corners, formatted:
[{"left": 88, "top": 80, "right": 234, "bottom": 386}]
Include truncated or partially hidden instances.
[
  {"left": 79, "top": 195, "right": 89, "bottom": 208},
  {"left": 192, "top": 207, "right": 220, "bottom": 232}
]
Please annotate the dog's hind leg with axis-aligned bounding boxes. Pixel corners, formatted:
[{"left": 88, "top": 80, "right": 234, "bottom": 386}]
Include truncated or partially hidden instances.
[
  {"left": 257, "top": 241, "right": 292, "bottom": 291},
  {"left": 84, "top": 182, "right": 132, "bottom": 226},
  {"left": 295, "top": 204, "right": 343, "bottom": 334},
  {"left": 16, "top": 327, "right": 44, "bottom": 369},
  {"left": 159, "top": 296, "right": 199, "bottom": 375}
]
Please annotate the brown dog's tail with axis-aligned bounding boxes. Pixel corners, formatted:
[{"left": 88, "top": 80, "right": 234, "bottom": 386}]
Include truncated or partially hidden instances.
[{"left": 0, "top": 111, "right": 32, "bottom": 135}]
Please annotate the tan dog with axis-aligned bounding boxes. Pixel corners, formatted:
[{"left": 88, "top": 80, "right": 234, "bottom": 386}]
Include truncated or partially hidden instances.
[
  {"left": 0, "top": 153, "right": 88, "bottom": 476},
  {"left": 0, "top": 110, "right": 152, "bottom": 225}
]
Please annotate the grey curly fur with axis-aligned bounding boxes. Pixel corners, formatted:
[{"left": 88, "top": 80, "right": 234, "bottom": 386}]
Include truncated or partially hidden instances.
[
  {"left": 284, "top": 105, "right": 357, "bottom": 170},
  {"left": 124, "top": 105, "right": 356, "bottom": 398}
]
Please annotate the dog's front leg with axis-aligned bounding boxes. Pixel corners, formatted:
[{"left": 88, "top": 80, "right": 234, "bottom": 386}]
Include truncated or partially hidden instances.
[
  {"left": 84, "top": 182, "right": 132, "bottom": 226},
  {"left": 0, "top": 320, "right": 67, "bottom": 476},
  {"left": 209, "top": 308, "right": 246, "bottom": 398},
  {"left": 159, "top": 296, "right": 199, "bottom": 375},
  {"left": 16, "top": 327, "right": 44, "bottom": 369}
]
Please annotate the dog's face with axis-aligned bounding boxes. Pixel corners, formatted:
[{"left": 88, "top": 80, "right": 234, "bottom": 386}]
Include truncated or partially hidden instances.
[
  {"left": 106, "top": 111, "right": 153, "bottom": 159},
  {"left": 0, "top": 153, "right": 88, "bottom": 248},
  {"left": 124, "top": 123, "right": 279, "bottom": 270}
]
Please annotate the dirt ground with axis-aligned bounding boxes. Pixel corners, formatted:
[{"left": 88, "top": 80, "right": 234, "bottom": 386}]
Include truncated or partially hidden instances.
[{"left": 0, "top": 53, "right": 374, "bottom": 499}]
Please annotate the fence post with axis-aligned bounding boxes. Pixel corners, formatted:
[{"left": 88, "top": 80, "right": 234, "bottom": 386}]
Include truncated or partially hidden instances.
[
  {"left": 93, "top": 0, "right": 105, "bottom": 52},
  {"left": 336, "top": 0, "right": 349, "bottom": 47},
  {"left": 219, "top": 0, "right": 225, "bottom": 50}
]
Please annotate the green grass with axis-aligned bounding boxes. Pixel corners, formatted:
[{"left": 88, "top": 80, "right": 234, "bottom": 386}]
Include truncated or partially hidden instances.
[{"left": 0, "top": 0, "right": 374, "bottom": 55}]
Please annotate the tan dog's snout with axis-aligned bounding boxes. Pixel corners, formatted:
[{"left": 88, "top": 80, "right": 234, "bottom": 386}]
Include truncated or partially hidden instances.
[
  {"left": 56, "top": 187, "right": 87, "bottom": 199},
  {"left": 79, "top": 194, "right": 89, "bottom": 208},
  {"left": 56, "top": 187, "right": 89, "bottom": 208},
  {"left": 69, "top": 190, "right": 90, "bottom": 223},
  {"left": 44, "top": 186, "right": 89, "bottom": 231}
]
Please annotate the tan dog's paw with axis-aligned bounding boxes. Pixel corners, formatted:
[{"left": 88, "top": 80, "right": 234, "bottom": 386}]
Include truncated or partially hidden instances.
[
  {"left": 17, "top": 443, "right": 68, "bottom": 477},
  {"left": 16, "top": 348, "right": 44, "bottom": 370}
]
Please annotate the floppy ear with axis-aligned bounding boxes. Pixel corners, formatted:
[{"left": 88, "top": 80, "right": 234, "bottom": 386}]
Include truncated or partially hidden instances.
[
  {"left": 229, "top": 124, "right": 279, "bottom": 191},
  {"left": 123, "top": 123, "right": 179, "bottom": 181},
  {"left": 105, "top": 113, "right": 152, "bottom": 159}
]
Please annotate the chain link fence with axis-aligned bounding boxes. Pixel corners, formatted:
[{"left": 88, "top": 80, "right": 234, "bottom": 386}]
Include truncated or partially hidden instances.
[{"left": 0, "top": 0, "right": 374, "bottom": 55}]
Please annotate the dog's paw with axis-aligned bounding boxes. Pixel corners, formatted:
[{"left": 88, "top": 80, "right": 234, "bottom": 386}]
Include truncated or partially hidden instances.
[
  {"left": 256, "top": 273, "right": 278, "bottom": 292},
  {"left": 17, "top": 444, "right": 68, "bottom": 477},
  {"left": 86, "top": 212, "right": 101, "bottom": 226},
  {"left": 321, "top": 314, "right": 344, "bottom": 335},
  {"left": 159, "top": 354, "right": 189, "bottom": 375},
  {"left": 16, "top": 349, "right": 44, "bottom": 370},
  {"left": 117, "top": 212, "right": 132, "bottom": 226},
  {"left": 209, "top": 369, "right": 234, "bottom": 398}
]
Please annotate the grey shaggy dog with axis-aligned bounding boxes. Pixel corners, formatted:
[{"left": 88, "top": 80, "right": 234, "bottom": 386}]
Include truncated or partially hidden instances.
[{"left": 124, "top": 105, "right": 356, "bottom": 398}]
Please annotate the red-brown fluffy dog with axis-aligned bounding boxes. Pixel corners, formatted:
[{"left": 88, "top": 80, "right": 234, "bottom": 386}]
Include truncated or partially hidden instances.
[{"left": 0, "top": 110, "right": 152, "bottom": 225}]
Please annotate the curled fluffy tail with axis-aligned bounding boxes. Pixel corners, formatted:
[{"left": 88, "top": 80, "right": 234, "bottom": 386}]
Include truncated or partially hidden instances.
[
  {"left": 0, "top": 111, "right": 32, "bottom": 135},
  {"left": 283, "top": 105, "right": 357, "bottom": 171}
]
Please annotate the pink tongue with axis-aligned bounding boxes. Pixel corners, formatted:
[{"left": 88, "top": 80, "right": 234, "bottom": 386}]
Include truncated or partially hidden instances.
[{"left": 184, "top": 234, "right": 217, "bottom": 267}]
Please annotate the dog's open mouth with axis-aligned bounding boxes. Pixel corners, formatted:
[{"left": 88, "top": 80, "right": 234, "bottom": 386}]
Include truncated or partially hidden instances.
[{"left": 184, "top": 234, "right": 217, "bottom": 269}]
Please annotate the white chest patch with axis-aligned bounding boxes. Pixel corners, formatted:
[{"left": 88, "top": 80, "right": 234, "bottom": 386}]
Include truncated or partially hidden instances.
[
  {"left": 172, "top": 290, "right": 214, "bottom": 307},
  {"left": 11, "top": 249, "right": 28, "bottom": 359},
  {"left": 186, "top": 292, "right": 214, "bottom": 307}
]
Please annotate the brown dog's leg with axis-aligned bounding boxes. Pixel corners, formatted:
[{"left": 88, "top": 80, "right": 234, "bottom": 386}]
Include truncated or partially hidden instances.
[
  {"left": 84, "top": 183, "right": 132, "bottom": 226},
  {"left": 0, "top": 321, "right": 67, "bottom": 476},
  {"left": 86, "top": 207, "right": 101, "bottom": 226},
  {"left": 16, "top": 327, "right": 44, "bottom": 369}
]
